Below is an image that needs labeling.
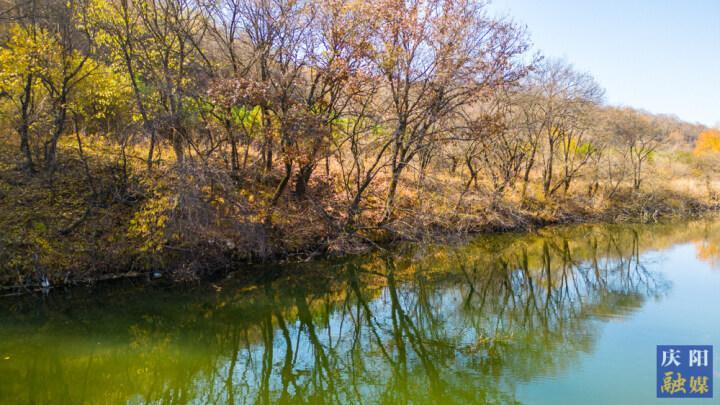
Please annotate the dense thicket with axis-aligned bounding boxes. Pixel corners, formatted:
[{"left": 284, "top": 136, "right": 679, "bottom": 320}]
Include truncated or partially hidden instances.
[{"left": 0, "top": 0, "right": 717, "bottom": 284}]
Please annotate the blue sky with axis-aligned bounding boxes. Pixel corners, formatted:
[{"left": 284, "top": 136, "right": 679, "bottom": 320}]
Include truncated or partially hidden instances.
[{"left": 490, "top": 0, "right": 720, "bottom": 127}]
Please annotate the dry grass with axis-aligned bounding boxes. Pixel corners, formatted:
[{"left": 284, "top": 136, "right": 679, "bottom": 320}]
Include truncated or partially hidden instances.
[{"left": 0, "top": 136, "right": 717, "bottom": 289}]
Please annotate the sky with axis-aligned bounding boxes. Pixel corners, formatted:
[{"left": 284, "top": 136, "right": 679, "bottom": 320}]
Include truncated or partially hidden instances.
[{"left": 489, "top": 0, "right": 720, "bottom": 127}]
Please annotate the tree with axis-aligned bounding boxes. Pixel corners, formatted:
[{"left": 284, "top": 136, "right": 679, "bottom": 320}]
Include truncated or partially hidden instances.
[
  {"left": 455, "top": 91, "right": 526, "bottom": 209},
  {"left": 0, "top": 23, "right": 47, "bottom": 171},
  {"left": 607, "top": 107, "right": 666, "bottom": 191},
  {"left": 369, "top": 0, "right": 530, "bottom": 223},
  {"left": 290, "top": 0, "right": 375, "bottom": 198},
  {"left": 85, "top": 0, "right": 161, "bottom": 170},
  {"left": 694, "top": 129, "right": 720, "bottom": 155},
  {"left": 237, "top": 0, "right": 304, "bottom": 174},
  {"left": 34, "top": 0, "right": 100, "bottom": 173},
  {"left": 693, "top": 129, "right": 720, "bottom": 199},
  {"left": 0, "top": 0, "right": 104, "bottom": 173},
  {"left": 520, "top": 59, "right": 603, "bottom": 198},
  {"left": 332, "top": 74, "right": 389, "bottom": 230},
  {"left": 90, "top": 0, "right": 212, "bottom": 168}
]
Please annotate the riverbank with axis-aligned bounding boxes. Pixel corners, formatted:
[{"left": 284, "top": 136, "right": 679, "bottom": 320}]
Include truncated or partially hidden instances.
[{"left": 0, "top": 137, "right": 718, "bottom": 291}]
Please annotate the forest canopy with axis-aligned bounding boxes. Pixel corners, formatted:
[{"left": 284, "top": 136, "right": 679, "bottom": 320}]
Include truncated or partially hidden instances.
[{"left": 0, "top": 0, "right": 716, "bottom": 285}]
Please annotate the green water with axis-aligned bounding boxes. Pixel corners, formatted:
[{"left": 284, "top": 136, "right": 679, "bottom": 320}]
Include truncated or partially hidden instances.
[{"left": 0, "top": 221, "right": 719, "bottom": 404}]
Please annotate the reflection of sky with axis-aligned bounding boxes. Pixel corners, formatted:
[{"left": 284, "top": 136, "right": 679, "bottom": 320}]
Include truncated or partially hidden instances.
[{"left": 516, "top": 243, "right": 720, "bottom": 404}]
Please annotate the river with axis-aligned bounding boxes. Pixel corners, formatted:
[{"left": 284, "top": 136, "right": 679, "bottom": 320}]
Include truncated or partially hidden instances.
[{"left": 0, "top": 220, "right": 719, "bottom": 404}]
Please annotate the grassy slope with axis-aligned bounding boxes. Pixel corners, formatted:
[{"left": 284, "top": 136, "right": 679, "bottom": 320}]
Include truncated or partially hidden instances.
[{"left": 0, "top": 137, "right": 717, "bottom": 288}]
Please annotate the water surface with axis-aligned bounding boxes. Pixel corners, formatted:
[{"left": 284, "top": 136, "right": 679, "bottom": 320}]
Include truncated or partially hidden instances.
[{"left": 1, "top": 220, "right": 719, "bottom": 404}]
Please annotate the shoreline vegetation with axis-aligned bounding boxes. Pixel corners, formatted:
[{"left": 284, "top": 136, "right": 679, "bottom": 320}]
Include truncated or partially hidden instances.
[
  {"left": 0, "top": 135, "right": 718, "bottom": 291},
  {"left": 1, "top": 0, "right": 720, "bottom": 291}
]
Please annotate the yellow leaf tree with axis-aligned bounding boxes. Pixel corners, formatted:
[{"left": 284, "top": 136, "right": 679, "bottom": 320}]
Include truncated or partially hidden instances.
[{"left": 693, "top": 129, "right": 720, "bottom": 199}]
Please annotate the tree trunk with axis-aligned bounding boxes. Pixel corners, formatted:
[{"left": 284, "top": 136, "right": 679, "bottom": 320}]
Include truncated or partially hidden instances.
[
  {"left": 44, "top": 93, "right": 68, "bottom": 173},
  {"left": 265, "top": 161, "right": 293, "bottom": 225},
  {"left": 542, "top": 157, "right": 553, "bottom": 198},
  {"left": 633, "top": 160, "right": 642, "bottom": 191},
  {"left": 242, "top": 140, "right": 250, "bottom": 171},
  {"left": 121, "top": 45, "right": 156, "bottom": 171},
  {"left": 345, "top": 195, "right": 363, "bottom": 232},
  {"left": 73, "top": 115, "right": 97, "bottom": 198},
  {"left": 520, "top": 147, "right": 537, "bottom": 204},
  {"left": 344, "top": 172, "right": 377, "bottom": 232},
  {"left": 455, "top": 165, "right": 476, "bottom": 213},
  {"left": 226, "top": 118, "right": 239, "bottom": 172},
  {"left": 705, "top": 174, "right": 714, "bottom": 200},
  {"left": 381, "top": 167, "right": 402, "bottom": 224},
  {"left": 294, "top": 163, "right": 314, "bottom": 198},
  {"left": 172, "top": 128, "right": 185, "bottom": 166},
  {"left": 18, "top": 75, "right": 34, "bottom": 172},
  {"left": 262, "top": 109, "right": 273, "bottom": 174}
]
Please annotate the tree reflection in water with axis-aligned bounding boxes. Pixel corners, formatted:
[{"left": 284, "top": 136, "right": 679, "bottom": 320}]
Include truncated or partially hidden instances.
[{"left": 4, "top": 221, "right": 718, "bottom": 404}]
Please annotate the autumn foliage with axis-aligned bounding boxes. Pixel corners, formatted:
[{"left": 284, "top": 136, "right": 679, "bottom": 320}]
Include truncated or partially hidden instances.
[
  {"left": 694, "top": 129, "right": 720, "bottom": 156},
  {"left": 0, "top": 0, "right": 716, "bottom": 286}
]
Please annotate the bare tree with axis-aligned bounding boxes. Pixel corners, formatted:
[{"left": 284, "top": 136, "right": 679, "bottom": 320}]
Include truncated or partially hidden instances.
[
  {"left": 455, "top": 91, "right": 527, "bottom": 209},
  {"left": 607, "top": 107, "right": 667, "bottom": 191},
  {"left": 332, "top": 76, "right": 390, "bottom": 230},
  {"left": 520, "top": 59, "right": 603, "bottom": 198},
  {"left": 370, "top": 0, "right": 530, "bottom": 223}
]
